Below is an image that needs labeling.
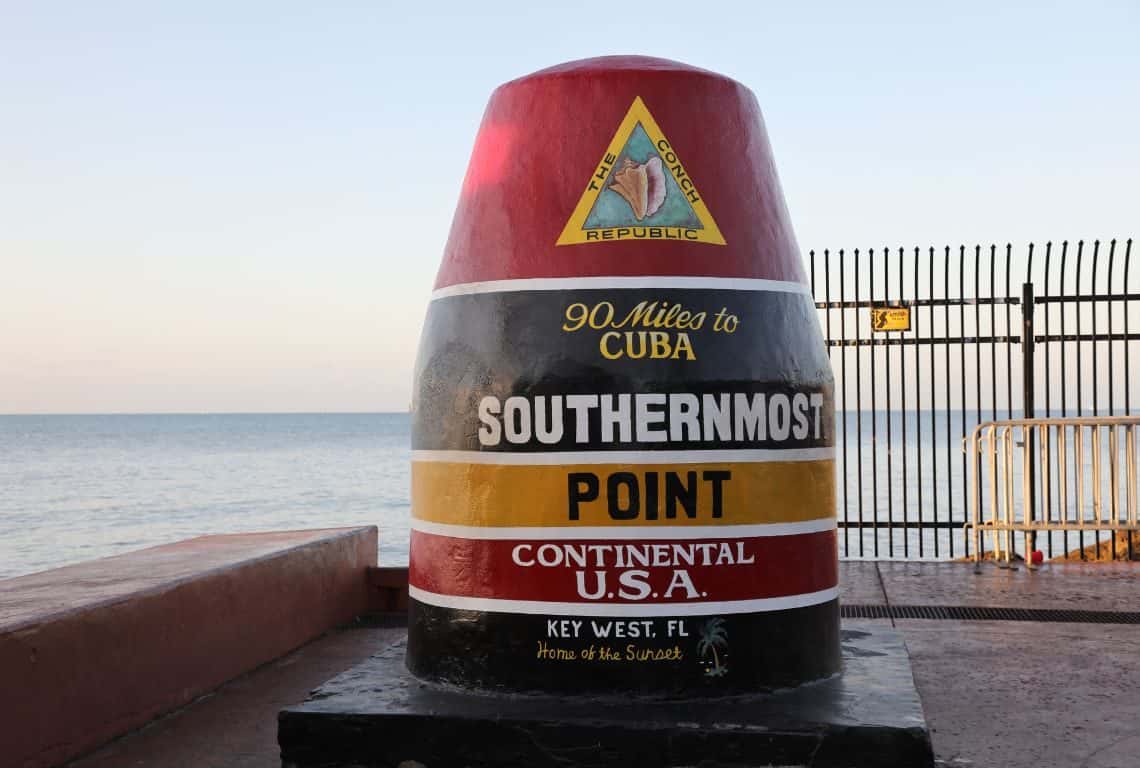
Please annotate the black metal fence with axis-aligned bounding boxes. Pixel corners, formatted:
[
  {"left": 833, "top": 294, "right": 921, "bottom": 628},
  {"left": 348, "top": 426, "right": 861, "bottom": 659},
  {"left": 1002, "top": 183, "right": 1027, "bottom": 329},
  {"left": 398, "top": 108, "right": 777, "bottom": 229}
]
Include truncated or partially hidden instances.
[{"left": 810, "top": 240, "right": 1137, "bottom": 561}]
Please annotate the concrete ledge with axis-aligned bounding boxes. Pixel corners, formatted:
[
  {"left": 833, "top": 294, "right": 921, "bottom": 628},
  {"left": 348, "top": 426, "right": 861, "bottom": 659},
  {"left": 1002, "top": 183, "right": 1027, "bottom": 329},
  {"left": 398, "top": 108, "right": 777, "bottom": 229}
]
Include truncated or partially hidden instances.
[
  {"left": 367, "top": 566, "right": 409, "bottom": 613},
  {"left": 0, "top": 526, "right": 377, "bottom": 768}
]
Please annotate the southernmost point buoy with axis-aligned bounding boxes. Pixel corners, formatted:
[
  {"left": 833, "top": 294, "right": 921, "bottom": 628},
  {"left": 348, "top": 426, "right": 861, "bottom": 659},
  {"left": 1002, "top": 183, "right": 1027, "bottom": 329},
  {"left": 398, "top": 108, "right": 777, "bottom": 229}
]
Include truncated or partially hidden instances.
[
  {"left": 409, "top": 55, "right": 838, "bottom": 694},
  {"left": 280, "top": 56, "right": 935, "bottom": 768}
]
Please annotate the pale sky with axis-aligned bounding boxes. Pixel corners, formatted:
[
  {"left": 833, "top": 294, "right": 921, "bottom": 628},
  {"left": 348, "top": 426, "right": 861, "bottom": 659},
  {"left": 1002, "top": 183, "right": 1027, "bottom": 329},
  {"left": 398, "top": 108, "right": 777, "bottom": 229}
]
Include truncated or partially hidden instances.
[{"left": 1, "top": 1, "right": 1136, "bottom": 414}]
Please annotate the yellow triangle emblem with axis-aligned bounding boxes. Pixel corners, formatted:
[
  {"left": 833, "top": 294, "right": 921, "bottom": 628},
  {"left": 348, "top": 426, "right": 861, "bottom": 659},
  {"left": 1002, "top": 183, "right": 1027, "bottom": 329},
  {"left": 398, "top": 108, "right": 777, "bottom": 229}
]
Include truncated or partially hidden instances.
[{"left": 556, "top": 97, "right": 725, "bottom": 247}]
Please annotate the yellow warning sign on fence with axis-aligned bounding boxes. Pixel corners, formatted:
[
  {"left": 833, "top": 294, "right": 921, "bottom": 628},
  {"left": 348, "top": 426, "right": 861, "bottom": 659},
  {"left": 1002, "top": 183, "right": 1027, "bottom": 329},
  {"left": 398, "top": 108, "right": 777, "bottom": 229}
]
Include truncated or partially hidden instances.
[{"left": 870, "top": 307, "right": 911, "bottom": 332}]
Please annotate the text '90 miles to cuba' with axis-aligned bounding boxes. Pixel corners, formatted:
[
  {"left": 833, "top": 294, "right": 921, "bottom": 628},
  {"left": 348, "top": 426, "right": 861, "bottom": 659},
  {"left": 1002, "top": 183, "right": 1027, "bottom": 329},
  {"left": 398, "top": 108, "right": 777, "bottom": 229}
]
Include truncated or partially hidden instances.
[{"left": 562, "top": 299, "right": 739, "bottom": 361}]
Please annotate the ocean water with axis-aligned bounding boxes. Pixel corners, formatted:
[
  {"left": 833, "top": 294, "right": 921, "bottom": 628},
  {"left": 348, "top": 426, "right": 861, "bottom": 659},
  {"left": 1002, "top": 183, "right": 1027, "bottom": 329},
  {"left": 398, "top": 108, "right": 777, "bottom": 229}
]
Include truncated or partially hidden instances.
[
  {"left": 0, "top": 414, "right": 411, "bottom": 579},
  {"left": 0, "top": 411, "right": 1121, "bottom": 580}
]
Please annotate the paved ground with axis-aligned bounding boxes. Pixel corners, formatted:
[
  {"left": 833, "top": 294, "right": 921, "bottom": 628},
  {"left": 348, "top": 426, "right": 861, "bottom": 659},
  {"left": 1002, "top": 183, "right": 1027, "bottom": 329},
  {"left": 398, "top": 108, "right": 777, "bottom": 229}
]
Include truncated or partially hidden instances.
[
  {"left": 67, "top": 622, "right": 407, "bottom": 768},
  {"left": 68, "top": 563, "right": 1140, "bottom": 768},
  {"left": 843, "top": 561, "right": 1140, "bottom": 768}
]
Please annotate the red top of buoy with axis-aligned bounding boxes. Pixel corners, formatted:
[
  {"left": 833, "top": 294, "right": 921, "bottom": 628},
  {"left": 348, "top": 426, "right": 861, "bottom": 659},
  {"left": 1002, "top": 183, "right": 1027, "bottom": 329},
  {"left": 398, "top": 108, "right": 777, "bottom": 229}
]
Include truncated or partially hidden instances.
[
  {"left": 511, "top": 55, "right": 724, "bottom": 80},
  {"left": 435, "top": 56, "right": 804, "bottom": 289}
]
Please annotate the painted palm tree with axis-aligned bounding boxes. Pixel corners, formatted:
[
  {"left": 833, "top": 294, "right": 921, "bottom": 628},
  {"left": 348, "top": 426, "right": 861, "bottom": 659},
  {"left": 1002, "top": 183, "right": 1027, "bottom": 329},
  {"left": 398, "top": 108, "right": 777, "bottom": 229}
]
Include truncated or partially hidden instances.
[{"left": 697, "top": 617, "right": 728, "bottom": 677}]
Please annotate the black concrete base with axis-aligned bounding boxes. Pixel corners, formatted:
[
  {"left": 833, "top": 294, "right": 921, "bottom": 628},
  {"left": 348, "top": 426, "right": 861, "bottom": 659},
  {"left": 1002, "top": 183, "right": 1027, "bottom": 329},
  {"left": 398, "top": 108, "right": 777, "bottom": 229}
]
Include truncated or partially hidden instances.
[{"left": 278, "top": 626, "right": 933, "bottom": 768}]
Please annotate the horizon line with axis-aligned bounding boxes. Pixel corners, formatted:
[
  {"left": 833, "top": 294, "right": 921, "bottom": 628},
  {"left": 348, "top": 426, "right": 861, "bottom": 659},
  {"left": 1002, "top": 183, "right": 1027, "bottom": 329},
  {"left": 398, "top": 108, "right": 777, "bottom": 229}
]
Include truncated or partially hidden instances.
[
  {"left": 0, "top": 410, "right": 410, "bottom": 417},
  {"left": 0, "top": 407, "right": 1058, "bottom": 418}
]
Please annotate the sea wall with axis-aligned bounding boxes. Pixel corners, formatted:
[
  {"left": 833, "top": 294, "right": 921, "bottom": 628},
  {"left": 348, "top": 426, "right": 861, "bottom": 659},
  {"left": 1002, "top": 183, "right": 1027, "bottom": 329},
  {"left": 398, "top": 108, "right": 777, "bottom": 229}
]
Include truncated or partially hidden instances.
[{"left": 0, "top": 526, "right": 377, "bottom": 768}]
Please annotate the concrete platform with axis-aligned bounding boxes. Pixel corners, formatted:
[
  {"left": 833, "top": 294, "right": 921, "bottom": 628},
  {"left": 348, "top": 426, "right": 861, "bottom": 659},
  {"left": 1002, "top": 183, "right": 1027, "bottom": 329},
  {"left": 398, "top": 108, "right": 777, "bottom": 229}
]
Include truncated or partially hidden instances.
[
  {"left": 68, "top": 624, "right": 407, "bottom": 768},
  {"left": 873, "top": 560, "right": 1140, "bottom": 612},
  {"left": 45, "top": 560, "right": 1140, "bottom": 768},
  {"left": 280, "top": 627, "right": 931, "bottom": 768}
]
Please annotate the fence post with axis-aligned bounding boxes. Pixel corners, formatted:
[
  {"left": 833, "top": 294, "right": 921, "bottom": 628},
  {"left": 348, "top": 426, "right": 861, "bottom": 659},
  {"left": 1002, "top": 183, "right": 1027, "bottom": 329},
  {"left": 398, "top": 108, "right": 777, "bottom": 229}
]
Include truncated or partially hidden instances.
[{"left": 1022, "top": 281, "right": 1037, "bottom": 556}]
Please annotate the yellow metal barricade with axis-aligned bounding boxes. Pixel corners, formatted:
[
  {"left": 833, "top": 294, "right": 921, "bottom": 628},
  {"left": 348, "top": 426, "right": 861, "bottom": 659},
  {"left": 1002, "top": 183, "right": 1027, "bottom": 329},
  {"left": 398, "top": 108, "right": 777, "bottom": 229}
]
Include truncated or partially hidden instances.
[{"left": 967, "top": 416, "right": 1140, "bottom": 564}]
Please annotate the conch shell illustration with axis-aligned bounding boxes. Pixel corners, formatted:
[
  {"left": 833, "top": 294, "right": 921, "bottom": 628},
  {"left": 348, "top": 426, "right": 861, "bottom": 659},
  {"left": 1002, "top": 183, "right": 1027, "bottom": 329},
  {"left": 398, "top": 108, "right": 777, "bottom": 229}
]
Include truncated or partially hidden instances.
[{"left": 608, "top": 156, "right": 666, "bottom": 220}]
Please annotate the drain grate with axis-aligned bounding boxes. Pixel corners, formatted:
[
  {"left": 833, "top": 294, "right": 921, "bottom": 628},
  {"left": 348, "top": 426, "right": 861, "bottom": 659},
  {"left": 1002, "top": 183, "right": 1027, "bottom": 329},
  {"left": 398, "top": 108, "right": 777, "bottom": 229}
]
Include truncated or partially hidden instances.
[
  {"left": 842, "top": 604, "right": 894, "bottom": 620},
  {"left": 842, "top": 603, "right": 1140, "bottom": 625}
]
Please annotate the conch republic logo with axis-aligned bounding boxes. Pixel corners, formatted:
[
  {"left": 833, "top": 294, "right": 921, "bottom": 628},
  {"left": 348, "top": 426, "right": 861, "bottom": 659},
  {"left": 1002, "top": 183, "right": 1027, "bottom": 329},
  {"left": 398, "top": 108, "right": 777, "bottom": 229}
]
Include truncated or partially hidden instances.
[{"left": 556, "top": 97, "right": 726, "bottom": 246}]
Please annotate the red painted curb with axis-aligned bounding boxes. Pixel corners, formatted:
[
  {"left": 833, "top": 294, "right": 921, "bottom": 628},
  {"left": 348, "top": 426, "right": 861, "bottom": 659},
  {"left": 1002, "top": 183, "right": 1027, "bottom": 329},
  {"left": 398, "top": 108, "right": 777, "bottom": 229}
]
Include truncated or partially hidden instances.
[{"left": 0, "top": 527, "right": 377, "bottom": 768}]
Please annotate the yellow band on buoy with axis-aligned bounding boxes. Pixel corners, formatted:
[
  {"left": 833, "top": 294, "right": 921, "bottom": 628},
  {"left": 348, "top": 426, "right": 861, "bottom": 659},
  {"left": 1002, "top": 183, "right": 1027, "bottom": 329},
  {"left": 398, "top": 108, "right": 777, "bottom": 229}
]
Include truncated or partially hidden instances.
[{"left": 412, "top": 458, "right": 835, "bottom": 528}]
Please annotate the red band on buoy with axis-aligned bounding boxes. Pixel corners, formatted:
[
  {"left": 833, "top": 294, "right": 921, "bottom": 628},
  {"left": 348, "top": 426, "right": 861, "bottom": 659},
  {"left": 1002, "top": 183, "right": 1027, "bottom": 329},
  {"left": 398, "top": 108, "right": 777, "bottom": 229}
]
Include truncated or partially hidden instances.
[{"left": 409, "top": 529, "right": 837, "bottom": 610}]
